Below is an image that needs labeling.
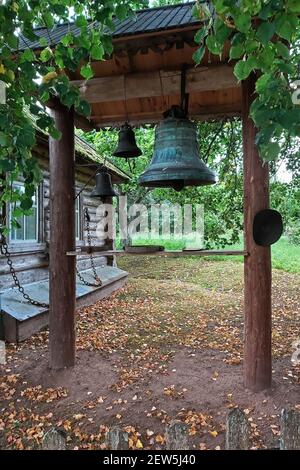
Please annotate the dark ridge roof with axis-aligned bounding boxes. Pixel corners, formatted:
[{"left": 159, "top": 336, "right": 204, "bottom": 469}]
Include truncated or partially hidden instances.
[
  {"left": 27, "top": 110, "right": 129, "bottom": 180},
  {"left": 18, "top": 2, "right": 202, "bottom": 50},
  {"left": 73, "top": 134, "right": 130, "bottom": 181}
]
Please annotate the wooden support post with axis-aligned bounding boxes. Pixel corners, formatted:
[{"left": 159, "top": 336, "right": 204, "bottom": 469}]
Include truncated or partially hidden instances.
[
  {"left": 242, "top": 74, "right": 272, "bottom": 391},
  {"left": 49, "top": 103, "right": 76, "bottom": 369},
  {"left": 104, "top": 196, "right": 116, "bottom": 267}
]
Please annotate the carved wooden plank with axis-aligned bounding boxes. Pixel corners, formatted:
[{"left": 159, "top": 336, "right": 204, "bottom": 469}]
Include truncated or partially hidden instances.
[
  {"left": 226, "top": 408, "right": 251, "bottom": 450},
  {"left": 166, "top": 420, "right": 189, "bottom": 450},
  {"left": 106, "top": 427, "right": 129, "bottom": 450},
  {"left": 280, "top": 409, "right": 300, "bottom": 450},
  {"left": 42, "top": 428, "right": 66, "bottom": 450}
]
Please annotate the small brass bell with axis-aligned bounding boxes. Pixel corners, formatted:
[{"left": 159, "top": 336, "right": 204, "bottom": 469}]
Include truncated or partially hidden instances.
[
  {"left": 139, "top": 111, "right": 216, "bottom": 191},
  {"left": 90, "top": 169, "right": 118, "bottom": 198},
  {"left": 113, "top": 123, "right": 142, "bottom": 158}
]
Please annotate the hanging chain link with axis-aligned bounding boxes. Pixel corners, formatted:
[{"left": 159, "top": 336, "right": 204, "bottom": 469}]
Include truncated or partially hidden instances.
[
  {"left": 0, "top": 207, "right": 102, "bottom": 309},
  {"left": 0, "top": 234, "right": 49, "bottom": 308},
  {"left": 76, "top": 208, "right": 102, "bottom": 288}
]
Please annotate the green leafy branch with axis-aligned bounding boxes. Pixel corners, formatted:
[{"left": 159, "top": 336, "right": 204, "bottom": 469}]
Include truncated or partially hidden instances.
[
  {"left": 0, "top": 0, "right": 147, "bottom": 230},
  {"left": 192, "top": 0, "right": 300, "bottom": 162}
]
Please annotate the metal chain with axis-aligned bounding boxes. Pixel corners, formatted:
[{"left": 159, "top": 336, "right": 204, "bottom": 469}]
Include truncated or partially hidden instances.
[
  {"left": 76, "top": 208, "right": 102, "bottom": 288},
  {"left": 0, "top": 207, "right": 102, "bottom": 310},
  {"left": 0, "top": 235, "right": 49, "bottom": 308}
]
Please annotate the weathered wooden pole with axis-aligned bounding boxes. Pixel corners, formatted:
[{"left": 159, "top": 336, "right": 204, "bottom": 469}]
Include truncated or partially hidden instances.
[
  {"left": 242, "top": 74, "right": 272, "bottom": 391},
  {"left": 49, "top": 103, "right": 76, "bottom": 369}
]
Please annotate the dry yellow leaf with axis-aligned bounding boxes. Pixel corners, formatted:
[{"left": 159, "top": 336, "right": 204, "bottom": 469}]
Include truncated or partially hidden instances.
[
  {"left": 135, "top": 439, "right": 143, "bottom": 449},
  {"left": 155, "top": 434, "right": 165, "bottom": 444},
  {"left": 128, "top": 438, "right": 134, "bottom": 449}
]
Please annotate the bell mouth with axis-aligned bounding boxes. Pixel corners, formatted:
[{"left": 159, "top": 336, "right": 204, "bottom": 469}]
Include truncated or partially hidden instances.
[
  {"left": 113, "top": 148, "right": 142, "bottom": 158},
  {"left": 139, "top": 171, "right": 217, "bottom": 190},
  {"left": 90, "top": 188, "right": 118, "bottom": 198}
]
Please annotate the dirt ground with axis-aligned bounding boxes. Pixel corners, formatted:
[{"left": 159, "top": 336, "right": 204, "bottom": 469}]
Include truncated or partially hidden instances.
[{"left": 0, "top": 256, "right": 299, "bottom": 450}]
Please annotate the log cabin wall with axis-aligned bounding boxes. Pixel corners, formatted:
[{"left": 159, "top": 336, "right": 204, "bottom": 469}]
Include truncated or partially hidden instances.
[{"left": 0, "top": 145, "right": 115, "bottom": 292}]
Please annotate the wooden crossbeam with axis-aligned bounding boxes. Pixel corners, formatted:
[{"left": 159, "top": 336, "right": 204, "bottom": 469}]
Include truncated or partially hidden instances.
[
  {"left": 66, "top": 249, "right": 248, "bottom": 257},
  {"left": 91, "top": 104, "right": 242, "bottom": 128},
  {"left": 71, "top": 64, "right": 238, "bottom": 104}
]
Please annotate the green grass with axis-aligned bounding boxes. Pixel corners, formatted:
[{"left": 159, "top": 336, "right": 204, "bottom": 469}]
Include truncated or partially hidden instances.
[
  {"left": 270, "top": 238, "right": 300, "bottom": 273},
  {"left": 216, "top": 237, "right": 300, "bottom": 274},
  {"left": 116, "top": 236, "right": 300, "bottom": 274}
]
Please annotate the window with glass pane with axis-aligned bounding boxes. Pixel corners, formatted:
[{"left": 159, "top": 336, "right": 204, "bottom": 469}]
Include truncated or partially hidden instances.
[
  {"left": 75, "top": 197, "right": 81, "bottom": 240},
  {"left": 10, "top": 183, "right": 38, "bottom": 243}
]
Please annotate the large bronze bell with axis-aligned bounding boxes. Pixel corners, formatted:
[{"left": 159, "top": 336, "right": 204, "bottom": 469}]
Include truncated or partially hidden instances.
[
  {"left": 139, "top": 114, "right": 216, "bottom": 191},
  {"left": 113, "top": 123, "right": 142, "bottom": 158},
  {"left": 90, "top": 169, "right": 118, "bottom": 198}
]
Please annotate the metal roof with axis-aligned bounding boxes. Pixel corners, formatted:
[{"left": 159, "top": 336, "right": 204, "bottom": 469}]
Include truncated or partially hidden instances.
[{"left": 18, "top": 2, "right": 202, "bottom": 50}]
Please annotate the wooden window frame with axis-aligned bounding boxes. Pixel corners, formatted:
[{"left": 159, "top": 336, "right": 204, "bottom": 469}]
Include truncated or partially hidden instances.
[
  {"left": 75, "top": 191, "right": 83, "bottom": 243},
  {"left": 7, "top": 181, "right": 45, "bottom": 251}
]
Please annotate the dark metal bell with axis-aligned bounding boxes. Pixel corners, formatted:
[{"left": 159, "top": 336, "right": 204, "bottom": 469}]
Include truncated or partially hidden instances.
[
  {"left": 113, "top": 123, "right": 142, "bottom": 158},
  {"left": 139, "top": 115, "right": 216, "bottom": 191},
  {"left": 253, "top": 209, "right": 283, "bottom": 246},
  {"left": 90, "top": 170, "right": 118, "bottom": 198}
]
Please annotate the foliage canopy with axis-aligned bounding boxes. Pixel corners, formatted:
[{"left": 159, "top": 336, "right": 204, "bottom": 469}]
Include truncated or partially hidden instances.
[
  {"left": 0, "top": 0, "right": 299, "bottom": 230},
  {"left": 193, "top": 0, "right": 300, "bottom": 161}
]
